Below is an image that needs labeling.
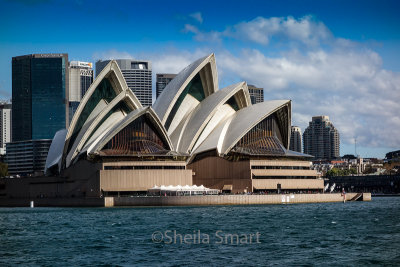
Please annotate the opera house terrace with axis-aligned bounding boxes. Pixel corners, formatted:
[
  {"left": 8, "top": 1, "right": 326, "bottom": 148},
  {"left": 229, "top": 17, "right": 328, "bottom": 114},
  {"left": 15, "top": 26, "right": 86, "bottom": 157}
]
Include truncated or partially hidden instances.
[{"left": 1, "top": 53, "right": 371, "bottom": 207}]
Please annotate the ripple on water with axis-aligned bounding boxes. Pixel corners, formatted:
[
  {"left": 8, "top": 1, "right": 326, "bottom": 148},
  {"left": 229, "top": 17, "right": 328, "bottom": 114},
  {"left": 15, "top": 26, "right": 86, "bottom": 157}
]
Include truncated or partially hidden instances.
[{"left": 0, "top": 198, "right": 399, "bottom": 265}]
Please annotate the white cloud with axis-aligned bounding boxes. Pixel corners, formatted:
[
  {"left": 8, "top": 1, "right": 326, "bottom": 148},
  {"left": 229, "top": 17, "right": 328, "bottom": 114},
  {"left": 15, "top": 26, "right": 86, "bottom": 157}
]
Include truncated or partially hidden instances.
[
  {"left": 183, "top": 24, "right": 221, "bottom": 42},
  {"left": 184, "top": 15, "right": 332, "bottom": 46},
  {"left": 189, "top": 12, "right": 203, "bottom": 24},
  {"left": 92, "top": 15, "right": 400, "bottom": 152},
  {"left": 217, "top": 48, "right": 400, "bottom": 149},
  {"left": 92, "top": 49, "right": 134, "bottom": 60}
]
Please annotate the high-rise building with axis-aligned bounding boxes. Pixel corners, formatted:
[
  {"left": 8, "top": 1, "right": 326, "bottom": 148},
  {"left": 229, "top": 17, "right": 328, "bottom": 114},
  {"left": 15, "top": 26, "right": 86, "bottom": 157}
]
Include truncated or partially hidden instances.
[
  {"left": 303, "top": 116, "right": 340, "bottom": 160},
  {"left": 12, "top": 54, "right": 69, "bottom": 141},
  {"left": 96, "top": 59, "right": 152, "bottom": 106},
  {"left": 6, "top": 139, "right": 52, "bottom": 176},
  {"left": 69, "top": 61, "right": 93, "bottom": 122},
  {"left": 248, "top": 84, "right": 264, "bottom": 104},
  {"left": 0, "top": 102, "right": 12, "bottom": 155},
  {"left": 289, "top": 126, "right": 302, "bottom": 153},
  {"left": 156, "top": 73, "right": 177, "bottom": 99}
]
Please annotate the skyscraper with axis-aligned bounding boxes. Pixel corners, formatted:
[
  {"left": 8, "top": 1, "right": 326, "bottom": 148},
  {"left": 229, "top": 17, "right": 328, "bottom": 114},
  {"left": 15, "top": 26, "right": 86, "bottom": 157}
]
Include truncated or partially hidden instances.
[
  {"left": 156, "top": 74, "right": 177, "bottom": 99},
  {"left": 12, "top": 54, "right": 69, "bottom": 141},
  {"left": 289, "top": 126, "right": 302, "bottom": 153},
  {"left": 0, "top": 102, "right": 12, "bottom": 155},
  {"left": 303, "top": 116, "right": 340, "bottom": 160},
  {"left": 96, "top": 59, "right": 152, "bottom": 106},
  {"left": 69, "top": 61, "right": 93, "bottom": 122},
  {"left": 248, "top": 84, "right": 264, "bottom": 104},
  {"left": 6, "top": 139, "right": 52, "bottom": 176}
]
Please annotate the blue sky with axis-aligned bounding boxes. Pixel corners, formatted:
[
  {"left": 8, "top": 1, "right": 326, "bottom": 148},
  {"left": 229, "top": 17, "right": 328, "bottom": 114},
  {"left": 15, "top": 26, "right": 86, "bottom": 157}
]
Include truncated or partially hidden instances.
[{"left": 1, "top": 0, "right": 399, "bottom": 158}]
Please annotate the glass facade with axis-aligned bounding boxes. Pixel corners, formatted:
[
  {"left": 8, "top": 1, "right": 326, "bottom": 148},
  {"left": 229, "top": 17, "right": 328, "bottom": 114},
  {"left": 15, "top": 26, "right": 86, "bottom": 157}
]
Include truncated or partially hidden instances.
[
  {"left": 69, "top": 101, "right": 80, "bottom": 124},
  {"left": 225, "top": 96, "right": 239, "bottom": 111},
  {"left": 12, "top": 56, "right": 32, "bottom": 141},
  {"left": 165, "top": 73, "right": 205, "bottom": 130},
  {"left": 248, "top": 85, "right": 264, "bottom": 104},
  {"left": 12, "top": 54, "right": 68, "bottom": 141},
  {"left": 85, "top": 100, "right": 133, "bottom": 146},
  {"left": 31, "top": 57, "right": 67, "bottom": 140},
  {"left": 101, "top": 115, "right": 169, "bottom": 156},
  {"left": 156, "top": 74, "right": 177, "bottom": 99},
  {"left": 68, "top": 77, "right": 117, "bottom": 153},
  {"left": 232, "top": 114, "right": 285, "bottom": 156},
  {"left": 5, "top": 139, "right": 52, "bottom": 176},
  {"left": 80, "top": 75, "right": 93, "bottom": 98}
]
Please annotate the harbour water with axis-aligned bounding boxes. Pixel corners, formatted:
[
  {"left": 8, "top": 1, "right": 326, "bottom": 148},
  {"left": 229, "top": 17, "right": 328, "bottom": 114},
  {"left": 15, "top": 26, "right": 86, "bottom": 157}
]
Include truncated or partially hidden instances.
[{"left": 1, "top": 197, "right": 399, "bottom": 266}]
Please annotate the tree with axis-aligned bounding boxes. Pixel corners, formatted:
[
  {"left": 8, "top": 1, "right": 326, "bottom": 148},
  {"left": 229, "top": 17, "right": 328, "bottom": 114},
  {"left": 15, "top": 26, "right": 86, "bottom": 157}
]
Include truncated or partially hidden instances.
[{"left": 326, "top": 168, "right": 341, "bottom": 177}]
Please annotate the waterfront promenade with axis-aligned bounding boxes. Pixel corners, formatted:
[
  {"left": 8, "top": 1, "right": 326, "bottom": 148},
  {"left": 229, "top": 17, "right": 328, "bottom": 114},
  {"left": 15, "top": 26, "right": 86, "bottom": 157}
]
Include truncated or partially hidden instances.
[{"left": 0, "top": 193, "right": 371, "bottom": 207}]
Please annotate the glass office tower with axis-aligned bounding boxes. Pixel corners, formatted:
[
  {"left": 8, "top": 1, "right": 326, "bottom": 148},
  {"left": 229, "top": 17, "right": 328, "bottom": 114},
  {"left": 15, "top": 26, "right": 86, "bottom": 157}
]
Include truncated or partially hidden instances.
[{"left": 12, "top": 54, "right": 69, "bottom": 141}]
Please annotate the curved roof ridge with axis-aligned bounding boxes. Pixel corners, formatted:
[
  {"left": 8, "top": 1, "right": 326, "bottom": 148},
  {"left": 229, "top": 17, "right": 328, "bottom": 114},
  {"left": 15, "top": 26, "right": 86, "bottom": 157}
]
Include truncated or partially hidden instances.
[
  {"left": 152, "top": 53, "right": 218, "bottom": 125},
  {"left": 68, "top": 90, "right": 140, "bottom": 165},
  {"left": 45, "top": 129, "right": 68, "bottom": 175},
  {"left": 190, "top": 114, "right": 235, "bottom": 157},
  {"left": 87, "top": 107, "right": 173, "bottom": 155},
  {"left": 221, "top": 100, "right": 291, "bottom": 155},
  {"left": 176, "top": 81, "right": 250, "bottom": 154},
  {"left": 63, "top": 60, "right": 142, "bottom": 167}
]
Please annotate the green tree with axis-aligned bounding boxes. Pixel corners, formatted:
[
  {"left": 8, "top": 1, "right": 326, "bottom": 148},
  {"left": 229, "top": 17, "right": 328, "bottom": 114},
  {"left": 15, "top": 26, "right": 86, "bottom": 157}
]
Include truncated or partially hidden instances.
[
  {"left": 326, "top": 167, "right": 341, "bottom": 177},
  {"left": 349, "top": 168, "right": 357, "bottom": 175}
]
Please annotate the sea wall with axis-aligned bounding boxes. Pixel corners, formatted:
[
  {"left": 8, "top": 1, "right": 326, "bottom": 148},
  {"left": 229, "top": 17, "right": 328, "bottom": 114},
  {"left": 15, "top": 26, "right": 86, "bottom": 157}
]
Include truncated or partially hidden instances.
[
  {"left": 0, "top": 193, "right": 371, "bottom": 207},
  {"left": 0, "top": 198, "right": 105, "bottom": 207},
  {"left": 111, "top": 193, "right": 371, "bottom": 207}
]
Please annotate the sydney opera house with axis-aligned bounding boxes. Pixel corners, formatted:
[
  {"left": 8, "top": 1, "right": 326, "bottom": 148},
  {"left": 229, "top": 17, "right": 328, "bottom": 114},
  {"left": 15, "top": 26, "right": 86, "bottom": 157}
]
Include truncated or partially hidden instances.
[{"left": 3, "top": 54, "right": 323, "bottom": 199}]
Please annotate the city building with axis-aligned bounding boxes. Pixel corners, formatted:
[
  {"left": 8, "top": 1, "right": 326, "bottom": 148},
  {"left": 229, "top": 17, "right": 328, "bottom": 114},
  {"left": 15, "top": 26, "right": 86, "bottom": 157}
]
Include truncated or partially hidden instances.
[
  {"left": 6, "top": 139, "right": 52, "bottom": 176},
  {"left": 303, "top": 116, "right": 340, "bottom": 160},
  {"left": 96, "top": 59, "right": 152, "bottom": 106},
  {"left": 40, "top": 55, "right": 320, "bottom": 197},
  {"left": 12, "top": 53, "right": 69, "bottom": 141},
  {"left": 0, "top": 102, "right": 11, "bottom": 155},
  {"left": 156, "top": 74, "right": 177, "bottom": 99},
  {"left": 69, "top": 61, "right": 93, "bottom": 122},
  {"left": 0, "top": 54, "right": 322, "bottom": 200},
  {"left": 289, "top": 126, "right": 302, "bottom": 153},
  {"left": 247, "top": 84, "right": 264, "bottom": 104}
]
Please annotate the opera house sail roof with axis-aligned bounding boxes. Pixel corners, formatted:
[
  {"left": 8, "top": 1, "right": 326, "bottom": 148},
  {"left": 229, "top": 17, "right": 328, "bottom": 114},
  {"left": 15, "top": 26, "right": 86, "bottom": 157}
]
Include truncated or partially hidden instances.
[{"left": 45, "top": 54, "right": 310, "bottom": 176}]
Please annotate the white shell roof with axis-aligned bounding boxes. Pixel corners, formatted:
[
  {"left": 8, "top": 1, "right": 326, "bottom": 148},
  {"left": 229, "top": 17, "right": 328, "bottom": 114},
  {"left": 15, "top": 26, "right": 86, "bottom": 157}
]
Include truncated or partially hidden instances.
[
  {"left": 193, "top": 100, "right": 291, "bottom": 156},
  {"left": 152, "top": 54, "right": 218, "bottom": 124},
  {"left": 173, "top": 82, "right": 251, "bottom": 153},
  {"left": 49, "top": 53, "right": 296, "bottom": 170},
  {"left": 88, "top": 107, "right": 173, "bottom": 155},
  {"left": 63, "top": 60, "right": 142, "bottom": 167},
  {"left": 44, "top": 129, "right": 67, "bottom": 174}
]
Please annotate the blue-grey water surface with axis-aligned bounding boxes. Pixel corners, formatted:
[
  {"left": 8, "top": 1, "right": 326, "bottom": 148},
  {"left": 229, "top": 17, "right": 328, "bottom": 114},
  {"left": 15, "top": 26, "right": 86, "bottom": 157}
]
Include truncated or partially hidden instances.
[{"left": 1, "top": 197, "right": 400, "bottom": 266}]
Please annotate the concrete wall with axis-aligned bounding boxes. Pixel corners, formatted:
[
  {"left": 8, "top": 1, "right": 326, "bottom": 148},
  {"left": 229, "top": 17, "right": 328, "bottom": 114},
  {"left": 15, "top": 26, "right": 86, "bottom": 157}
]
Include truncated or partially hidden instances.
[
  {"left": 112, "top": 193, "right": 370, "bottom": 206},
  {"left": 103, "top": 161, "right": 187, "bottom": 167},
  {"left": 100, "top": 169, "right": 193, "bottom": 191},
  {"left": 252, "top": 179, "right": 324, "bottom": 190},
  {"left": 188, "top": 157, "right": 251, "bottom": 193},
  {"left": 188, "top": 157, "right": 320, "bottom": 193},
  {"left": 250, "top": 160, "right": 311, "bottom": 167},
  {"left": 0, "top": 193, "right": 371, "bottom": 207}
]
